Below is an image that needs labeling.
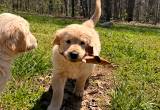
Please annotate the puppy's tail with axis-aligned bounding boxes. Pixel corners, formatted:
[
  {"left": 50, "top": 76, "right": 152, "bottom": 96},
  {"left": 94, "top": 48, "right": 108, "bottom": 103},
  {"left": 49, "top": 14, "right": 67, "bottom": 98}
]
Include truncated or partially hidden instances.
[{"left": 83, "top": 0, "right": 101, "bottom": 28}]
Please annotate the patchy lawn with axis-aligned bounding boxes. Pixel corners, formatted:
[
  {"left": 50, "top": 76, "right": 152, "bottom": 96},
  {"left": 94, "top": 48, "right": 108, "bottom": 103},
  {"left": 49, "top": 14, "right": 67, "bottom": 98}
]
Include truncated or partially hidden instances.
[{"left": 0, "top": 14, "right": 160, "bottom": 110}]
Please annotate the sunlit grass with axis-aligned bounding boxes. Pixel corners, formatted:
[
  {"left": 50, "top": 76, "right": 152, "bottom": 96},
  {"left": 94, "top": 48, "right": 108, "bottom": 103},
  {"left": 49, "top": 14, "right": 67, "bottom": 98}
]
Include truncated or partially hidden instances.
[{"left": 0, "top": 14, "right": 160, "bottom": 110}]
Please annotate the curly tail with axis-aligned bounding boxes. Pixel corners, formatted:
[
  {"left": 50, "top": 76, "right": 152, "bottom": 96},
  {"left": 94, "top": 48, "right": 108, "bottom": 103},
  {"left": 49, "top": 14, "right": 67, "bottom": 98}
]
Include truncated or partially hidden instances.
[{"left": 83, "top": 0, "right": 101, "bottom": 28}]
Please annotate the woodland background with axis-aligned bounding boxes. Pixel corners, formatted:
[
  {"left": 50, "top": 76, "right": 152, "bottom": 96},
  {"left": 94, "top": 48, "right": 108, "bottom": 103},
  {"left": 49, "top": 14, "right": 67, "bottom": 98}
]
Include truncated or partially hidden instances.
[{"left": 0, "top": 0, "right": 159, "bottom": 24}]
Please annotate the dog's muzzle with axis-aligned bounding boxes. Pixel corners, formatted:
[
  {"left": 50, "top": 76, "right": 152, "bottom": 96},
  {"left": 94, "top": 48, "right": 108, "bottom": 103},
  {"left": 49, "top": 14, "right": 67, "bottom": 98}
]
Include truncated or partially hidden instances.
[{"left": 27, "top": 39, "right": 38, "bottom": 51}]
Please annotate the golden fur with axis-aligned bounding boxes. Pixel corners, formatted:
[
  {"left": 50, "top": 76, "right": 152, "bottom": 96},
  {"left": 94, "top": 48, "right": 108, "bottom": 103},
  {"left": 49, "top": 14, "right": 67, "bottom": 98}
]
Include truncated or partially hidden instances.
[
  {"left": 0, "top": 13, "right": 37, "bottom": 92},
  {"left": 48, "top": 0, "right": 102, "bottom": 110}
]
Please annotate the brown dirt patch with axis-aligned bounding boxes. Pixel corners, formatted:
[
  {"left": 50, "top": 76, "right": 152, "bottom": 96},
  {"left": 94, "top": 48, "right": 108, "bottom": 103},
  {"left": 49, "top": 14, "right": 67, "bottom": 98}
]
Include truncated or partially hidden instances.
[{"left": 31, "top": 65, "right": 114, "bottom": 110}]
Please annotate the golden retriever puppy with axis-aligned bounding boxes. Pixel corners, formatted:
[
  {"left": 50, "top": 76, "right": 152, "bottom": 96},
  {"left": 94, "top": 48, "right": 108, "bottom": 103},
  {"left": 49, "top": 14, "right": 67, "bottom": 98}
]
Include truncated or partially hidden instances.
[
  {"left": 0, "top": 13, "right": 37, "bottom": 92},
  {"left": 48, "top": 0, "right": 102, "bottom": 110}
]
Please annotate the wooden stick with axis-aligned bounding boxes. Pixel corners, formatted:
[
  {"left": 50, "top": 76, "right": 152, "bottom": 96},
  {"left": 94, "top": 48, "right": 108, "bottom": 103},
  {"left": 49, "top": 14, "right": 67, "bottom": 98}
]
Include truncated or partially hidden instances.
[{"left": 82, "top": 56, "right": 113, "bottom": 66}]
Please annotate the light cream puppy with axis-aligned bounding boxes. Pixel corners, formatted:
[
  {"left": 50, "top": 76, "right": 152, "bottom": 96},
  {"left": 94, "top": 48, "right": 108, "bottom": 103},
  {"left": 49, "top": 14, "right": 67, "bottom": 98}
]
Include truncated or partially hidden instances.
[
  {"left": 0, "top": 13, "right": 37, "bottom": 92},
  {"left": 48, "top": 0, "right": 101, "bottom": 110}
]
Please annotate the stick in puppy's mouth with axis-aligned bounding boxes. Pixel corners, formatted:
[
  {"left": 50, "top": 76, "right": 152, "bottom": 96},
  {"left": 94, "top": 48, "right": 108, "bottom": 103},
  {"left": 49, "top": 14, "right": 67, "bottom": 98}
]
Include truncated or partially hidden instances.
[{"left": 82, "top": 46, "right": 113, "bottom": 67}]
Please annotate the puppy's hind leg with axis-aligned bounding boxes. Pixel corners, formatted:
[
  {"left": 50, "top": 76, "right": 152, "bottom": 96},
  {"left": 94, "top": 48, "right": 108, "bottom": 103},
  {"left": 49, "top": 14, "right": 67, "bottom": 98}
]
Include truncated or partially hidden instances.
[{"left": 48, "top": 74, "right": 67, "bottom": 110}]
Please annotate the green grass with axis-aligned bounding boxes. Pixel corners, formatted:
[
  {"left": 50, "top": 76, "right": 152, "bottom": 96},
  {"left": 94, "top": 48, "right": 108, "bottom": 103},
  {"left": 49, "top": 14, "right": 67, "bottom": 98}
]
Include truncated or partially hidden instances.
[
  {"left": 0, "top": 14, "right": 160, "bottom": 110},
  {"left": 98, "top": 25, "right": 160, "bottom": 110}
]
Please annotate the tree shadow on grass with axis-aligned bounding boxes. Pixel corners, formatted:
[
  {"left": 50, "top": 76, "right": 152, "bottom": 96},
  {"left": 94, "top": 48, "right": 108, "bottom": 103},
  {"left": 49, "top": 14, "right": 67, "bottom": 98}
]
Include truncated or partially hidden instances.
[{"left": 31, "top": 80, "right": 84, "bottom": 110}]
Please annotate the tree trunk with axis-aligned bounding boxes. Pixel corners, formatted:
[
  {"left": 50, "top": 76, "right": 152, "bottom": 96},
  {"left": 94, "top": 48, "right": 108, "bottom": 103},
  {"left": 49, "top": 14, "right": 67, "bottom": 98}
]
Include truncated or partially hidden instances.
[
  {"left": 80, "top": 0, "right": 85, "bottom": 17},
  {"left": 113, "top": 0, "right": 118, "bottom": 19},
  {"left": 154, "top": 0, "right": 160, "bottom": 24},
  {"left": 48, "top": 0, "right": 53, "bottom": 15},
  {"left": 103, "top": 0, "right": 112, "bottom": 21},
  {"left": 71, "top": 0, "right": 75, "bottom": 17},
  {"left": 84, "top": 0, "right": 89, "bottom": 17},
  {"left": 80, "top": 0, "right": 89, "bottom": 18},
  {"left": 88, "top": 0, "right": 92, "bottom": 17},
  {"left": 127, "top": 0, "right": 135, "bottom": 22},
  {"left": 64, "top": 0, "right": 69, "bottom": 16}
]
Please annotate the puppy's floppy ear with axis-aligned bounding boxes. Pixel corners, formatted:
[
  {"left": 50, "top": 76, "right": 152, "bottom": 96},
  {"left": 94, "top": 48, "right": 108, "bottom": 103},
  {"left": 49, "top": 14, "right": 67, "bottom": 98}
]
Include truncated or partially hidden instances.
[
  {"left": 5, "top": 37, "right": 16, "bottom": 51},
  {"left": 5, "top": 28, "right": 26, "bottom": 52},
  {"left": 52, "top": 35, "right": 60, "bottom": 46},
  {"left": 52, "top": 31, "right": 62, "bottom": 46}
]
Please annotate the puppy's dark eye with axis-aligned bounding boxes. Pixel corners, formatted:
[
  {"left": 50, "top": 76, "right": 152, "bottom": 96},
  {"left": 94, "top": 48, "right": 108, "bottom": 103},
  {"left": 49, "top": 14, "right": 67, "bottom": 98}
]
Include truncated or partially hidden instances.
[
  {"left": 80, "top": 41, "right": 85, "bottom": 45},
  {"left": 66, "top": 40, "right": 71, "bottom": 44}
]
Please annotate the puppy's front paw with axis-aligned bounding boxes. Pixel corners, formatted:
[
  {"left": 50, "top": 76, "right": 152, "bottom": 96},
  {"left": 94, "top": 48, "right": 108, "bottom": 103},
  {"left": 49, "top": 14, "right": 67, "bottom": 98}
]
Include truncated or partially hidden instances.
[{"left": 73, "top": 88, "right": 84, "bottom": 97}]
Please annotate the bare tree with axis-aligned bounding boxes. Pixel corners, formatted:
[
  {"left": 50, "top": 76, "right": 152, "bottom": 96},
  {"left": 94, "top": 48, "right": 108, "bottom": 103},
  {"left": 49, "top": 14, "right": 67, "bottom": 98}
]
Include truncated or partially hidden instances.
[
  {"left": 80, "top": 0, "right": 89, "bottom": 17},
  {"left": 127, "top": 0, "right": 135, "bottom": 22},
  {"left": 71, "top": 0, "right": 75, "bottom": 17},
  {"left": 1, "top": 0, "right": 159, "bottom": 24},
  {"left": 64, "top": 0, "right": 69, "bottom": 16},
  {"left": 103, "top": 0, "right": 112, "bottom": 21},
  {"left": 48, "top": 0, "right": 53, "bottom": 15},
  {"left": 113, "top": 0, "right": 119, "bottom": 19}
]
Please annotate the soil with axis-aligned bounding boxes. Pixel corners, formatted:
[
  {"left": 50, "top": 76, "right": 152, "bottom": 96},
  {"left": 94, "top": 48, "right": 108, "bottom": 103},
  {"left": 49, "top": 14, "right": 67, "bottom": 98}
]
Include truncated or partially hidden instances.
[{"left": 31, "top": 65, "right": 114, "bottom": 110}]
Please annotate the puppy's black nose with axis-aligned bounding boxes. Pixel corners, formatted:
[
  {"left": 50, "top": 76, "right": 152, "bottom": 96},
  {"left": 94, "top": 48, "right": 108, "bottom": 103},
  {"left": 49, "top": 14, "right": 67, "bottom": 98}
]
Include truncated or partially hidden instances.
[{"left": 69, "top": 51, "right": 79, "bottom": 60}]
